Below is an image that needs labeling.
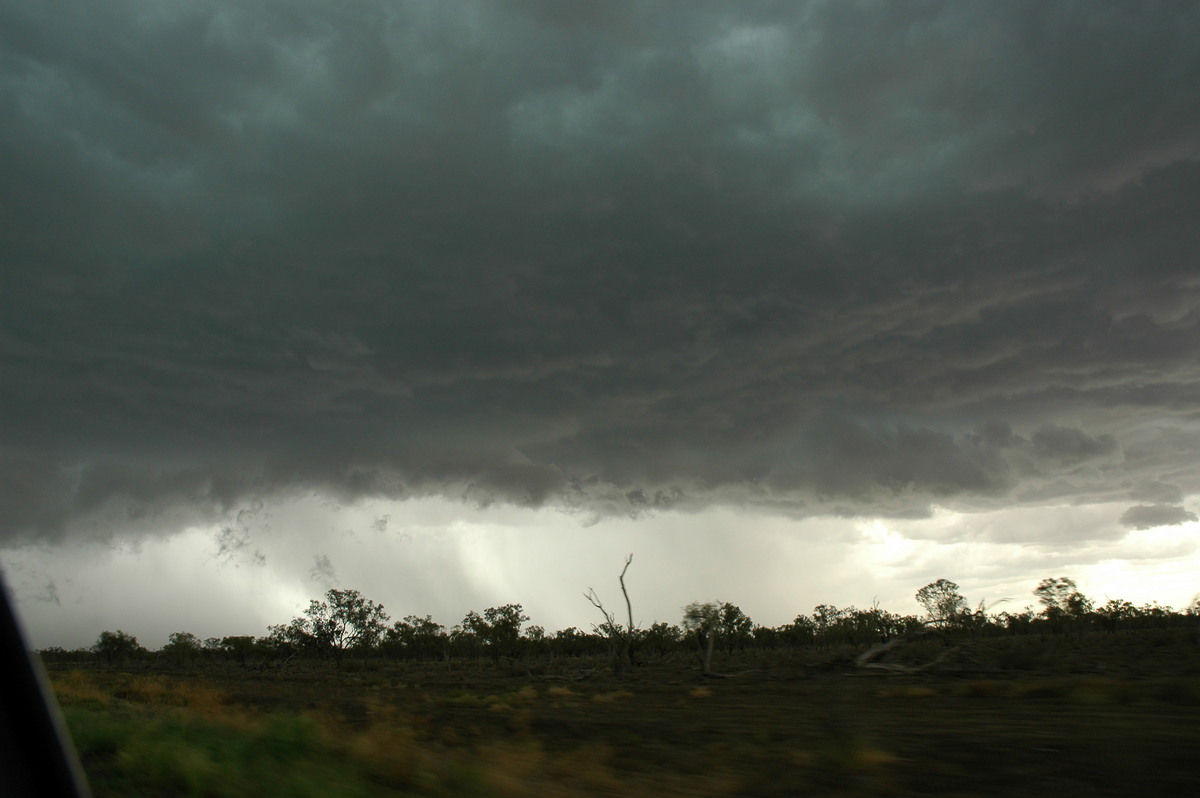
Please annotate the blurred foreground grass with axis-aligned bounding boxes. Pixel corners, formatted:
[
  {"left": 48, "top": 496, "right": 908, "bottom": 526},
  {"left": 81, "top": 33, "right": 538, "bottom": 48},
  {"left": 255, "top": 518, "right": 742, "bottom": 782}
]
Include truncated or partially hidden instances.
[
  {"left": 48, "top": 666, "right": 1200, "bottom": 797},
  {"left": 51, "top": 670, "right": 740, "bottom": 797},
  {"left": 52, "top": 670, "right": 517, "bottom": 797}
]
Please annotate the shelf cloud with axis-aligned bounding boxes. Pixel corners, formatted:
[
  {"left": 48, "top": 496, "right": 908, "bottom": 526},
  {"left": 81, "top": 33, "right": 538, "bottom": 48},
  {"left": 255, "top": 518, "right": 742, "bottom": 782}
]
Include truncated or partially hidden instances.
[{"left": 2, "top": 1, "right": 1199, "bottom": 559}]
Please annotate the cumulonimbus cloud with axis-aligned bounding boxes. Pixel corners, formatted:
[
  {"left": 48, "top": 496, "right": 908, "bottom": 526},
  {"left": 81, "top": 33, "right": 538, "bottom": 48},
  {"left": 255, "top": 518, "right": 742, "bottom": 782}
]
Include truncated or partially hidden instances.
[{"left": 2, "top": 1, "right": 1200, "bottom": 544}]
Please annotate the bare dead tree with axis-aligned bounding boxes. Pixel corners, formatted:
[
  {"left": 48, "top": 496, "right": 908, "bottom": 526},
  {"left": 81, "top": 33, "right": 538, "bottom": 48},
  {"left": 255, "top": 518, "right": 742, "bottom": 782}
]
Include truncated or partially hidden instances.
[
  {"left": 619, "top": 553, "right": 635, "bottom": 651},
  {"left": 585, "top": 554, "right": 635, "bottom": 677}
]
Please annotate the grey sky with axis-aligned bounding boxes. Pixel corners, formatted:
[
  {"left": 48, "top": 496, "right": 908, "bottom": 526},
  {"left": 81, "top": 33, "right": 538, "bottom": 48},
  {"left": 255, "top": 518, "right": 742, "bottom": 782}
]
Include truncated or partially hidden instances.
[{"left": 3, "top": 1, "right": 1199, "bottom": 647}]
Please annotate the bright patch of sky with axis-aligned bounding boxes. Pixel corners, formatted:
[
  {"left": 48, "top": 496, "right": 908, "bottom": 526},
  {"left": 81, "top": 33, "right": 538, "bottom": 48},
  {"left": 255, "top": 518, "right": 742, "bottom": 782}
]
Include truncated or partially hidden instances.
[{"left": 5, "top": 495, "right": 1197, "bottom": 650}]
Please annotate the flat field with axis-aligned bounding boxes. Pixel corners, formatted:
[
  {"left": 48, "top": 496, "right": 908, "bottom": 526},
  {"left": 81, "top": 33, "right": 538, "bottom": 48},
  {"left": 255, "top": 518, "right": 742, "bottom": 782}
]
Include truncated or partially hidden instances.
[{"left": 47, "top": 637, "right": 1200, "bottom": 796}]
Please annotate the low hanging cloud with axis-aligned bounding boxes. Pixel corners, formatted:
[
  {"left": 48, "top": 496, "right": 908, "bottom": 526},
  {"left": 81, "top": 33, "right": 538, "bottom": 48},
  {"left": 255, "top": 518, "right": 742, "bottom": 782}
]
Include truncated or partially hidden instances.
[
  {"left": 1119, "top": 504, "right": 1199, "bottom": 531},
  {"left": 309, "top": 554, "right": 339, "bottom": 589},
  {"left": 2, "top": 2, "right": 1200, "bottom": 544}
]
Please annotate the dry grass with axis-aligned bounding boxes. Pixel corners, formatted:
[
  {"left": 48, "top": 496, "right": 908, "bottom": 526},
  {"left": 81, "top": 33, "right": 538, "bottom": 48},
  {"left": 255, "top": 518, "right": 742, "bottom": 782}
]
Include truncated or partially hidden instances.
[{"left": 46, "top": 647, "right": 1200, "bottom": 797}]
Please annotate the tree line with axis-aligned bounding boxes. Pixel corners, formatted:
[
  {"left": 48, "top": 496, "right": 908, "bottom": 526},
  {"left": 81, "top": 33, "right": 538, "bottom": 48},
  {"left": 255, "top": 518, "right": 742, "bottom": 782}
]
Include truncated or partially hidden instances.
[{"left": 43, "top": 576, "right": 1200, "bottom": 670}]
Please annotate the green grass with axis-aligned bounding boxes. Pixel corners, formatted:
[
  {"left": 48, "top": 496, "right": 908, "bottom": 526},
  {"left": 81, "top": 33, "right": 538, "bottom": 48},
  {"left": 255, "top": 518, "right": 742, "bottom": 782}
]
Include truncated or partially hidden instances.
[
  {"left": 52, "top": 671, "right": 493, "bottom": 797},
  {"left": 47, "top": 648, "right": 1200, "bottom": 797},
  {"left": 61, "top": 706, "right": 465, "bottom": 797}
]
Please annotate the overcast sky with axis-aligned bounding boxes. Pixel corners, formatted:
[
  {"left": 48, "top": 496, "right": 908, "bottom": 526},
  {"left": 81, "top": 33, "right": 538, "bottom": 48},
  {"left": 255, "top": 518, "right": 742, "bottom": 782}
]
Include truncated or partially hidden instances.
[{"left": 3, "top": 1, "right": 1199, "bottom": 649}]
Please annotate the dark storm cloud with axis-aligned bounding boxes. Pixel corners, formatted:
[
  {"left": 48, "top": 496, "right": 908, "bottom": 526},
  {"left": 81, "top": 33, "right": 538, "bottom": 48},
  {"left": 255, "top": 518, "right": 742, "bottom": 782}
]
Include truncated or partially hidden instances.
[
  {"left": 3, "top": 1, "right": 1200, "bottom": 541},
  {"left": 1119, "top": 504, "right": 1198, "bottom": 531},
  {"left": 1030, "top": 426, "right": 1119, "bottom": 465}
]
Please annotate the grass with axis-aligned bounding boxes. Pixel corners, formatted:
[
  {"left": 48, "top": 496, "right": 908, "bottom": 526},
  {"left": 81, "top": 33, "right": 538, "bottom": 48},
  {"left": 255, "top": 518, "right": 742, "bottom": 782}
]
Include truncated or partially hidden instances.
[
  {"left": 55, "top": 670, "right": 579, "bottom": 797},
  {"left": 52, "top": 668, "right": 903, "bottom": 797},
  {"left": 47, "top": 634, "right": 1200, "bottom": 797},
  {"left": 52, "top": 670, "right": 725, "bottom": 797}
]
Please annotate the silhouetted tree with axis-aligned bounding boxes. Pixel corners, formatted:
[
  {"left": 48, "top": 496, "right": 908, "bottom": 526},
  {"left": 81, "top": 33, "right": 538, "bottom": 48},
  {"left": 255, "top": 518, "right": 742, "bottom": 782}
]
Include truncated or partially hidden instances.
[
  {"left": 1035, "top": 577, "right": 1076, "bottom": 617},
  {"left": 784, "top": 614, "right": 817, "bottom": 648},
  {"left": 915, "top": 579, "right": 969, "bottom": 626},
  {"left": 1035, "top": 577, "right": 1092, "bottom": 633},
  {"left": 1096, "top": 599, "right": 1138, "bottom": 633},
  {"left": 219, "top": 635, "right": 257, "bottom": 666},
  {"left": 92, "top": 630, "right": 143, "bottom": 665},
  {"left": 641, "top": 621, "right": 683, "bottom": 657},
  {"left": 449, "top": 622, "right": 482, "bottom": 660},
  {"left": 460, "top": 604, "right": 529, "bottom": 661},
  {"left": 682, "top": 601, "right": 721, "bottom": 674},
  {"left": 385, "top": 615, "right": 446, "bottom": 661},
  {"left": 812, "top": 604, "right": 846, "bottom": 646},
  {"left": 280, "top": 588, "right": 390, "bottom": 667},
  {"left": 717, "top": 602, "right": 754, "bottom": 653},
  {"left": 161, "top": 631, "right": 203, "bottom": 665},
  {"left": 265, "top": 618, "right": 309, "bottom": 661},
  {"left": 523, "top": 624, "right": 548, "bottom": 659},
  {"left": 995, "top": 607, "right": 1036, "bottom": 635},
  {"left": 550, "top": 627, "right": 590, "bottom": 658}
]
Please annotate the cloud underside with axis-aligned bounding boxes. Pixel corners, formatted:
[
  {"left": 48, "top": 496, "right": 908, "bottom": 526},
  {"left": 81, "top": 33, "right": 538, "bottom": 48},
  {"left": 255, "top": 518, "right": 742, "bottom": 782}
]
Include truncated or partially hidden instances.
[
  {"left": 2, "top": 1, "right": 1200, "bottom": 542},
  {"left": 1119, "top": 504, "right": 1198, "bottom": 531}
]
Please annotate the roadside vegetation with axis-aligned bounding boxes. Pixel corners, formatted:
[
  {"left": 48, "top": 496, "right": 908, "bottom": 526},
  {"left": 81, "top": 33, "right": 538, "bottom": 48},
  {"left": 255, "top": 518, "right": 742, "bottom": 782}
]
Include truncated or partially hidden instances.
[
  {"left": 47, "top": 576, "right": 1200, "bottom": 674},
  {"left": 39, "top": 575, "right": 1200, "bottom": 796}
]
